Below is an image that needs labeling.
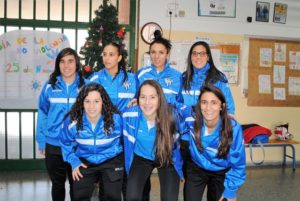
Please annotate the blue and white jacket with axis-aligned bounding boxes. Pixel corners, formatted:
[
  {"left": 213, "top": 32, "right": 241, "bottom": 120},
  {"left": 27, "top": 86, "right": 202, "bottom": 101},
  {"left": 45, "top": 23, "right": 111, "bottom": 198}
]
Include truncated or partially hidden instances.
[
  {"left": 180, "top": 63, "right": 235, "bottom": 141},
  {"left": 179, "top": 105, "right": 246, "bottom": 199},
  {"left": 122, "top": 106, "right": 183, "bottom": 179},
  {"left": 89, "top": 68, "right": 136, "bottom": 112},
  {"left": 60, "top": 113, "right": 123, "bottom": 170},
  {"left": 136, "top": 63, "right": 183, "bottom": 105},
  {"left": 36, "top": 74, "right": 88, "bottom": 150}
]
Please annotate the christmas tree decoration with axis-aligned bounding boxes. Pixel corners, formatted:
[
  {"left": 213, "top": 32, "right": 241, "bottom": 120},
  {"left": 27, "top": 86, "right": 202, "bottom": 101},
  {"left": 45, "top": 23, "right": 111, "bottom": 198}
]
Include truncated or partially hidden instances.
[
  {"left": 117, "top": 27, "right": 125, "bottom": 38},
  {"left": 84, "top": 40, "right": 88, "bottom": 48},
  {"left": 98, "top": 38, "right": 103, "bottom": 46},
  {"left": 99, "top": 25, "right": 104, "bottom": 32},
  {"left": 79, "top": 0, "right": 128, "bottom": 75},
  {"left": 84, "top": 65, "right": 91, "bottom": 72}
]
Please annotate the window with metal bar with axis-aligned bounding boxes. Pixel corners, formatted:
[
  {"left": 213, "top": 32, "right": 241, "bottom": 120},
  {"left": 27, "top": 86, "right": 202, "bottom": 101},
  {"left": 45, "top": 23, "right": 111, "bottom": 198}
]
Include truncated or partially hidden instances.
[{"left": 0, "top": 0, "right": 136, "bottom": 163}]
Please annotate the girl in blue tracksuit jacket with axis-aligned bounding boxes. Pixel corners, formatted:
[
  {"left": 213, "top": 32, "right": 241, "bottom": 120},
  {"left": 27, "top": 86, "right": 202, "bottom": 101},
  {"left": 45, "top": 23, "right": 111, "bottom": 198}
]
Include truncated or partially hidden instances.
[
  {"left": 180, "top": 41, "right": 236, "bottom": 189},
  {"left": 60, "top": 83, "right": 124, "bottom": 201},
  {"left": 88, "top": 42, "right": 136, "bottom": 200},
  {"left": 136, "top": 30, "right": 182, "bottom": 106},
  {"left": 178, "top": 85, "right": 245, "bottom": 201},
  {"left": 89, "top": 42, "right": 136, "bottom": 112},
  {"left": 36, "top": 47, "right": 87, "bottom": 201},
  {"left": 123, "top": 80, "right": 183, "bottom": 201},
  {"left": 135, "top": 31, "right": 183, "bottom": 200}
]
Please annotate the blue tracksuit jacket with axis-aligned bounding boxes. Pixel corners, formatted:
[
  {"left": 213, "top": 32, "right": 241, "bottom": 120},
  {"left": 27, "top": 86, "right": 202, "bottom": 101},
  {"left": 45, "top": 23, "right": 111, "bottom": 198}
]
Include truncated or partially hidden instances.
[
  {"left": 122, "top": 106, "right": 183, "bottom": 179},
  {"left": 179, "top": 105, "right": 246, "bottom": 199},
  {"left": 136, "top": 63, "right": 183, "bottom": 105},
  {"left": 180, "top": 63, "right": 235, "bottom": 141},
  {"left": 89, "top": 68, "right": 136, "bottom": 112},
  {"left": 60, "top": 113, "right": 123, "bottom": 170},
  {"left": 36, "top": 74, "right": 88, "bottom": 150}
]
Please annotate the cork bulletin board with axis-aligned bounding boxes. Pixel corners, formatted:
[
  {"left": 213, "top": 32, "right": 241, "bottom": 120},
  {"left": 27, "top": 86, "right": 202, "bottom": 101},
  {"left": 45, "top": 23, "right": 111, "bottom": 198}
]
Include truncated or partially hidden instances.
[{"left": 247, "top": 38, "right": 300, "bottom": 106}]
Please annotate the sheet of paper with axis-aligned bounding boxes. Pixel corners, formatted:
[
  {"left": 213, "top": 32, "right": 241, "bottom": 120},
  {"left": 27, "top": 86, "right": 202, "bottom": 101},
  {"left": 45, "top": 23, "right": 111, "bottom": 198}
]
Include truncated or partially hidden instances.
[{"left": 258, "top": 74, "right": 271, "bottom": 94}]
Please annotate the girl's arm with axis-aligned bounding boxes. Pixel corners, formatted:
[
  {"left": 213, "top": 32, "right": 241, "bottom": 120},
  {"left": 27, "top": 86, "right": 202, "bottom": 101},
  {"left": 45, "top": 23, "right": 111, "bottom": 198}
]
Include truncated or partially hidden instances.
[
  {"left": 36, "top": 83, "right": 50, "bottom": 152},
  {"left": 222, "top": 123, "right": 246, "bottom": 200},
  {"left": 60, "top": 119, "right": 82, "bottom": 170}
]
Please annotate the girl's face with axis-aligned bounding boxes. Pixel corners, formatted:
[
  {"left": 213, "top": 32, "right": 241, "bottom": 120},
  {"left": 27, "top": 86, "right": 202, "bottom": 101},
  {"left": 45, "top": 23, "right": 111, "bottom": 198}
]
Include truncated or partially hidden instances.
[
  {"left": 191, "top": 45, "right": 209, "bottom": 69},
  {"left": 150, "top": 43, "right": 168, "bottom": 70},
  {"left": 200, "top": 91, "right": 222, "bottom": 126},
  {"left": 84, "top": 91, "right": 103, "bottom": 124},
  {"left": 103, "top": 44, "right": 122, "bottom": 73},
  {"left": 59, "top": 54, "right": 77, "bottom": 83},
  {"left": 139, "top": 84, "right": 159, "bottom": 121}
]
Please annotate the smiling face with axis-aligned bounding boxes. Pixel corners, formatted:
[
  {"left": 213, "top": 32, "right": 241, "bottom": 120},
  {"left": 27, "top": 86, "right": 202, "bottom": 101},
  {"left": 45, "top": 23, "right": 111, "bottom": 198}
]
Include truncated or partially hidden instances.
[
  {"left": 83, "top": 91, "right": 103, "bottom": 124},
  {"left": 150, "top": 43, "right": 168, "bottom": 71},
  {"left": 138, "top": 84, "right": 159, "bottom": 122},
  {"left": 59, "top": 54, "right": 77, "bottom": 84},
  {"left": 200, "top": 91, "right": 223, "bottom": 126},
  {"left": 191, "top": 45, "right": 209, "bottom": 69},
  {"left": 102, "top": 44, "right": 122, "bottom": 76}
]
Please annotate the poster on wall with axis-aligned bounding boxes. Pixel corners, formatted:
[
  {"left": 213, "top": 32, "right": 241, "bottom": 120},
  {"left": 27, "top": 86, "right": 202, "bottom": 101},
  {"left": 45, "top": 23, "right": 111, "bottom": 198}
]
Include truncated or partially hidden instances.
[
  {"left": 255, "top": 1, "right": 270, "bottom": 22},
  {"left": 0, "top": 30, "right": 70, "bottom": 109},
  {"left": 259, "top": 48, "right": 272, "bottom": 67},
  {"left": 198, "top": 0, "right": 236, "bottom": 18},
  {"left": 273, "top": 3, "right": 288, "bottom": 24},
  {"left": 211, "top": 50, "right": 239, "bottom": 84}
]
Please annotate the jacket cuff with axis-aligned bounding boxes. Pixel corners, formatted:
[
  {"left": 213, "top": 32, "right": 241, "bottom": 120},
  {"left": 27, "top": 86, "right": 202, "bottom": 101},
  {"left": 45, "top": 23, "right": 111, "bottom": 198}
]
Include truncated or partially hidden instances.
[
  {"left": 222, "top": 188, "right": 237, "bottom": 199},
  {"left": 38, "top": 143, "right": 45, "bottom": 150},
  {"left": 71, "top": 159, "right": 82, "bottom": 170}
]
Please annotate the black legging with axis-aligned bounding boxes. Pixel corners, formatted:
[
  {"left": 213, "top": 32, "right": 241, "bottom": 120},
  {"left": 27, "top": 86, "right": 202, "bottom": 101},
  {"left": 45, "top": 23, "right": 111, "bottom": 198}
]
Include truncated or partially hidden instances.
[
  {"left": 184, "top": 160, "right": 228, "bottom": 201},
  {"left": 45, "top": 144, "right": 74, "bottom": 201},
  {"left": 73, "top": 154, "right": 124, "bottom": 201},
  {"left": 126, "top": 154, "right": 180, "bottom": 201}
]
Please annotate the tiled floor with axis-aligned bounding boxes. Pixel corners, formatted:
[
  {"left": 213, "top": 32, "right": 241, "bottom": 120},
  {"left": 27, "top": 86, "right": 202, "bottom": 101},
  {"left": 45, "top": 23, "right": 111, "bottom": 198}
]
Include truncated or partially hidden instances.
[{"left": 0, "top": 165, "right": 299, "bottom": 201}]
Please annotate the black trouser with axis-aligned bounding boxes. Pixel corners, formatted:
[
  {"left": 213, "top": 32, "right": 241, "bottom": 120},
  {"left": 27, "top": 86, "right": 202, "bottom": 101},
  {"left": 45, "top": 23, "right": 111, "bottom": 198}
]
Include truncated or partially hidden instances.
[
  {"left": 45, "top": 143, "right": 74, "bottom": 201},
  {"left": 126, "top": 154, "right": 180, "bottom": 201},
  {"left": 99, "top": 162, "right": 150, "bottom": 201},
  {"left": 179, "top": 139, "right": 191, "bottom": 200},
  {"left": 184, "top": 160, "right": 228, "bottom": 201},
  {"left": 74, "top": 154, "right": 124, "bottom": 201},
  {"left": 141, "top": 177, "right": 151, "bottom": 201}
]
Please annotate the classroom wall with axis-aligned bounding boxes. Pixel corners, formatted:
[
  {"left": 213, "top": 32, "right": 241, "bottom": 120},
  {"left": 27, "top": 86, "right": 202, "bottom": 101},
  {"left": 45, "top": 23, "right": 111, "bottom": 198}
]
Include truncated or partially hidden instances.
[{"left": 138, "top": 0, "right": 300, "bottom": 163}]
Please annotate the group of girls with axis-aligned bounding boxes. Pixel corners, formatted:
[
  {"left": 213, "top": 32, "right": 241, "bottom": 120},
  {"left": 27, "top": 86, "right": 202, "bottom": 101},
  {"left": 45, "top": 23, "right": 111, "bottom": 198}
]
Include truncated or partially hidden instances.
[{"left": 36, "top": 30, "right": 246, "bottom": 201}]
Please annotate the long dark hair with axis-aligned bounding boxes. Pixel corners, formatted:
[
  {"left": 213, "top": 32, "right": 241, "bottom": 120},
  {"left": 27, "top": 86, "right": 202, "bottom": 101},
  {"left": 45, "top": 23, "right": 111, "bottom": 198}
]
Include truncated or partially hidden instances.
[
  {"left": 182, "top": 41, "right": 227, "bottom": 91},
  {"left": 137, "top": 80, "right": 175, "bottom": 167},
  {"left": 68, "top": 83, "right": 120, "bottom": 134},
  {"left": 193, "top": 84, "right": 233, "bottom": 159},
  {"left": 149, "top": 30, "right": 172, "bottom": 54},
  {"left": 49, "top": 47, "right": 84, "bottom": 89},
  {"left": 104, "top": 42, "right": 128, "bottom": 83}
]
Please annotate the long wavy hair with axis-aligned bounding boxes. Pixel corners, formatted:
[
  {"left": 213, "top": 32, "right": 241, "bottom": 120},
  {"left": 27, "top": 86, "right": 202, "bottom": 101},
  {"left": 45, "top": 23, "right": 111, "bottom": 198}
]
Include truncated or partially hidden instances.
[
  {"left": 182, "top": 41, "right": 227, "bottom": 91},
  {"left": 103, "top": 42, "right": 128, "bottom": 83},
  {"left": 49, "top": 47, "right": 84, "bottom": 89},
  {"left": 193, "top": 84, "right": 233, "bottom": 159},
  {"left": 67, "top": 83, "right": 120, "bottom": 134},
  {"left": 137, "top": 80, "right": 176, "bottom": 167}
]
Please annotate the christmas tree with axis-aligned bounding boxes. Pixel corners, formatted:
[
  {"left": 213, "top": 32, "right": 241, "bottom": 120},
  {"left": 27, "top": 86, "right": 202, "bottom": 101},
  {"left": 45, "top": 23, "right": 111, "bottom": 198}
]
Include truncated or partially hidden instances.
[{"left": 80, "top": 0, "right": 126, "bottom": 74}]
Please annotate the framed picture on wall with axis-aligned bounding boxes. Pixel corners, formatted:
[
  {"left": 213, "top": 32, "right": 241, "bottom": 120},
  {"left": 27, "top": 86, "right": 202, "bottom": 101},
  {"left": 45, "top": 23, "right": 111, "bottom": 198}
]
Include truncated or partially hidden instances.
[
  {"left": 273, "top": 3, "right": 288, "bottom": 24},
  {"left": 255, "top": 1, "right": 270, "bottom": 22},
  {"left": 198, "top": 0, "right": 236, "bottom": 18}
]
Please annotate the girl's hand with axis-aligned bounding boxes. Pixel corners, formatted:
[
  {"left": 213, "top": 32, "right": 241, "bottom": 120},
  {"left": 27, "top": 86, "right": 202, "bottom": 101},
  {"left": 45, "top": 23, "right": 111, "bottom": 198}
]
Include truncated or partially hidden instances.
[
  {"left": 219, "top": 197, "right": 236, "bottom": 201},
  {"left": 127, "top": 98, "right": 137, "bottom": 107},
  {"left": 72, "top": 163, "right": 88, "bottom": 181},
  {"left": 38, "top": 150, "right": 45, "bottom": 155}
]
